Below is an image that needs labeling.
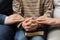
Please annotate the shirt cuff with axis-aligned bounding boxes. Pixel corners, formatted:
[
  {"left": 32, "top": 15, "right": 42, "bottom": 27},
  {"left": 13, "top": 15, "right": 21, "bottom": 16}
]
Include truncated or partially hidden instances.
[{"left": 4, "top": 16, "right": 8, "bottom": 24}]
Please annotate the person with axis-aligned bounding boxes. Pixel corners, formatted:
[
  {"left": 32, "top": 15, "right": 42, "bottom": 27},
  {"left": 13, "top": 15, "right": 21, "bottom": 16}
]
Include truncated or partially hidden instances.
[
  {"left": 0, "top": 0, "right": 24, "bottom": 40},
  {"left": 48, "top": 0, "right": 60, "bottom": 40},
  {"left": 12, "top": 0, "right": 53, "bottom": 40},
  {"left": 36, "top": 17, "right": 60, "bottom": 40},
  {"left": 36, "top": 0, "right": 60, "bottom": 40}
]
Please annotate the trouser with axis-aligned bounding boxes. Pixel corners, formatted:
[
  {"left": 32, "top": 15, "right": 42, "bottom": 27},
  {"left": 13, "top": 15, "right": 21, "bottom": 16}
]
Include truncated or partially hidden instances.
[
  {"left": 0, "top": 24, "right": 15, "bottom": 40},
  {"left": 47, "top": 28, "right": 60, "bottom": 40},
  {"left": 14, "top": 29, "right": 44, "bottom": 40}
]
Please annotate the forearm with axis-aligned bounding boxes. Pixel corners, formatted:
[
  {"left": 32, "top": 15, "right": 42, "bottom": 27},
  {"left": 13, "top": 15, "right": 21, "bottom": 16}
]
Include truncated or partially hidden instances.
[
  {"left": 54, "top": 18, "right": 60, "bottom": 26},
  {"left": 48, "top": 18, "right": 60, "bottom": 26}
]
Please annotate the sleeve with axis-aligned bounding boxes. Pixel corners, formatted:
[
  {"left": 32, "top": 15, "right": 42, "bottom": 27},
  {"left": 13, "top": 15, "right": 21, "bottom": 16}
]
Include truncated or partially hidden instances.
[
  {"left": 4, "top": 16, "right": 8, "bottom": 24},
  {"left": 43, "top": 0, "right": 53, "bottom": 17},
  {"left": 12, "top": 0, "right": 23, "bottom": 28},
  {"left": 12, "top": 0, "right": 21, "bottom": 14},
  {"left": 0, "top": 14, "right": 6, "bottom": 24}
]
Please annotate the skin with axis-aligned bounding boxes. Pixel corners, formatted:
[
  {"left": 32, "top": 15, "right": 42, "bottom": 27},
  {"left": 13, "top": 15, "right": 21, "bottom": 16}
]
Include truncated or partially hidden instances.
[
  {"left": 5, "top": 14, "right": 39, "bottom": 31},
  {"left": 36, "top": 16, "right": 60, "bottom": 26},
  {"left": 22, "top": 16, "right": 46, "bottom": 31},
  {"left": 5, "top": 14, "right": 48, "bottom": 31},
  {"left": 22, "top": 17, "right": 38, "bottom": 31},
  {"left": 5, "top": 14, "right": 24, "bottom": 25}
]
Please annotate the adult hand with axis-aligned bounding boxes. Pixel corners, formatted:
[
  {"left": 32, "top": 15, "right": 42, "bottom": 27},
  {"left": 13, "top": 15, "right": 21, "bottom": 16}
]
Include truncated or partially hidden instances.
[
  {"left": 36, "top": 16, "right": 47, "bottom": 24},
  {"left": 22, "top": 17, "right": 38, "bottom": 31},
  {"left": 5, "top": 14, "right": 24, "bottom": 25},
  {"left": 36, "top": 16, "right": 57, "bottom": 25}
]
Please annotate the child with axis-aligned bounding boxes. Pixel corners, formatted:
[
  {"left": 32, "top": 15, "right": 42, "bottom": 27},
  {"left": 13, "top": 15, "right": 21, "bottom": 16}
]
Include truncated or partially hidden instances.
[{"left": 13, "top": 0, "right": 53, "bottom": 40}]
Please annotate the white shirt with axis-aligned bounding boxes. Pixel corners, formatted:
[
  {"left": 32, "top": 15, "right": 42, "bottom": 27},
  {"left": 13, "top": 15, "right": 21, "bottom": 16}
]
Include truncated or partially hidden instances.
[
  {"left": 4, "top": 16, "right": 8, "bottom": 24},
  {"left": 54, "top": 0, "right": 60, "bottom": 18}
]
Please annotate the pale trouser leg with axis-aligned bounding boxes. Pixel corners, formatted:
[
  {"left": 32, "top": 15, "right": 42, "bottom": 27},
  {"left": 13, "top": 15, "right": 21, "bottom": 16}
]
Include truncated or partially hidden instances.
[{"left": 47, "top": 30, "right": 60, "bottom": 40}]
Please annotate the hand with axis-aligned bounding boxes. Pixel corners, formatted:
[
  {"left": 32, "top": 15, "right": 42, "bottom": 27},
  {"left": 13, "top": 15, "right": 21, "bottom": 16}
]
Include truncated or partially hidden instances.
[
  {"left": 5, "top": 14, "right": 24, "bottom": 25},
  {"left": 28, "top": 19, "right": 38, "bottom": 31},
  {"left": 36, "top": 16, "right": 48, "bottom": 23},
  {"left": 36, "top": 17, "right": 57, "bottom": 25},
  {"left": 22, "top": 17, "right": 38, "bottom": 31}
]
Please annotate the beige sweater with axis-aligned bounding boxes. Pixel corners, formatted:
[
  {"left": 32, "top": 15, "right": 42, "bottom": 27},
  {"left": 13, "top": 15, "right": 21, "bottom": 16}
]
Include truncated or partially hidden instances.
[{"left": 13, "top": 0, "right": 53, "bottom": 19}]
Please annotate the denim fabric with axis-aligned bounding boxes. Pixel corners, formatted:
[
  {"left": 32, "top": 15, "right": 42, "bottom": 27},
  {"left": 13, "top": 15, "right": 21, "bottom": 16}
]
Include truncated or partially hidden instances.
[
  {"left": 0, "top": 25, "right": 14, "bottom": 40},
  {"left": 14, "top": 29, "right": 44, "bottom": 40}
]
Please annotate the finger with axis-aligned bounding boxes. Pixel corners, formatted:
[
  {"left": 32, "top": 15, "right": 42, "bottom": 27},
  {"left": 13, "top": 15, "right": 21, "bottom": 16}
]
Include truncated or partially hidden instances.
[
  {"left": 17, "top": 16, "right": 24, "bottom": 21},
  {"left": 31, "top": 20, "right": 36, "bottom": 23},
  {"left": 13, "top": 14, "right": 24, "bottom": 19},
  {"left": 13, "top": 18, "right": 24, "bottom": 22},
  {"left": 25, "top": 29, "right": 31, "bottom": 31},
  {"left": 25, "top": 26, "right": 37, "bottom": 31},
  {"left": 31, "top": 24, "right": 38, "bottom": 26},
  {"left": 12, "top": 14, "right": 20, "bottom": 17},
  {"left": 22, "top": 21, "right": 31, "bottom": 26},
  {"left": 25, "top": 19, "right": 36, "bottom": 26},
  {"left": 25, "top": 19, "right": 34, "bottom": 26},
  {"left": 13, "top": 19, "right": 24, "bottom": 23},
  {"left": 36, "top": 18, "right": 45, "bottom": 21},
  {"left": 28, "top": 27, "right": 37, "bottom": 31},
  {"left": 36, "top": 18, "right": 44, "bottom": 22},
  {"left": 25, "top": 26, "right": 31, "bottom": 29},
  {"left": 26, "top": 20, "right": 38, "bottom": 27},
  {"left": 37, "top": 21, "right": 48, "bottom": 24},
  {"left": 25, "top": 27, "right": 35, "bottom": 31},
  {"left": 23, "top": 26, "right": 32, "bottom": 31},
  {"left": 25, "top": 22, "right": 31, "bottom": 26},
  {"left": 19, "top": 18, "right": 25, "bottom": 22},
  {"left": 24, "top": 17, "right": 34, "bottom": 23},
  {"left": 13, "top": 16, "right": 25, "bottom": 22}
]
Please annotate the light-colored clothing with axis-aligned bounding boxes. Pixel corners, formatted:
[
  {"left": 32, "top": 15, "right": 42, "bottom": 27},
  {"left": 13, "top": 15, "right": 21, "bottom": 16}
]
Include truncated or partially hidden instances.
[
  {"left": 13, "top": 0, "right": 53, "bottom": 40},
  {"left": 54, "top": 0, "right": 60, "bottom": 18},
  {"left": 13, "top": 0, "right": 53, "bottom": 19},
  {"left": 47, "top": 29, "right": 60, "bottom": 40},
  {"left": 47, "top": 0, "right": 60, "bottom": 40},
  {"left": 14, "top": 29, "right": 44, "bottom": 40}
]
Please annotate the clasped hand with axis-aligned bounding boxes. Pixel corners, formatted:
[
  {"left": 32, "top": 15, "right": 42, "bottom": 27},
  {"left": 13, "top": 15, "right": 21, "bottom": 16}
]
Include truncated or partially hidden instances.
[
  {"left": 5, "top": 14, "right": 48, "bottom": 31},
  {"left": 22, "top": 17, "right": 39, "bottom": 31}
]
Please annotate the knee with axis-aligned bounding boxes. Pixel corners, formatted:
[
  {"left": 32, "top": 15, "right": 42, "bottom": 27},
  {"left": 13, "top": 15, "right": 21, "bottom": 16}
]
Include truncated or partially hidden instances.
[
  {"left": 15, "top": 37, "right": 27, "bottom": 40},
  {"left": 0, "top": 25, "right": 12, "bottom": 34},
  {"left": 14, "top": 29, "right": 27, "bottom": 40},
  {"left": 31, "top": 36, "right": 44, "bottom": 40},
  {"left": 0, "top": 25, "right": 13, "bottom": 39}
]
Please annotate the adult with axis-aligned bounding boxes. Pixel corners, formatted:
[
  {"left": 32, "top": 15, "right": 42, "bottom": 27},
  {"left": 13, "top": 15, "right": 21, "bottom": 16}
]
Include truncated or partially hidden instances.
[{"left": 0, "top": 0, "right": 24, "bottom": 40}]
